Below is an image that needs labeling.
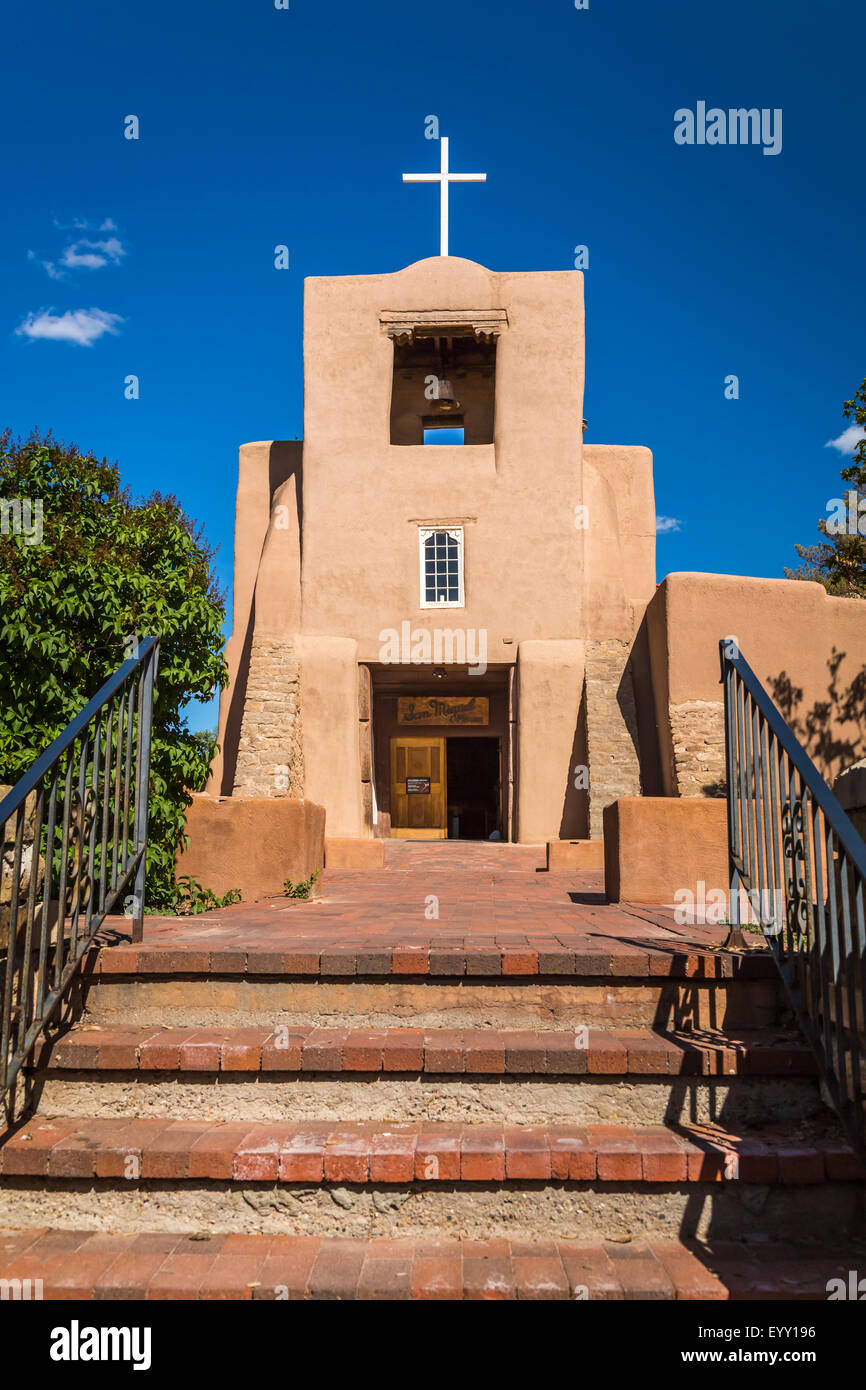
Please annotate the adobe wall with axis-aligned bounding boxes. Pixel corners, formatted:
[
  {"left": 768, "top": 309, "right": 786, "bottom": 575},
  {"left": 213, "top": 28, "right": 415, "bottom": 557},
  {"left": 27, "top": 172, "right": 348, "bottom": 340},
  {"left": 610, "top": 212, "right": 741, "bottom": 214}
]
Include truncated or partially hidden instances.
[
  {"left": 301, "top": 257, "right": 587, "bottom": 659},
  {"left": 580, "top": 446, "right": 656, "bottom": 826},
  {"left": 208, "top": 441, "right": 302, "bottom": 797},
  {"left": 295, "top": 636, "right": 364, "bottom": 839},
  {"left": 207, "top": 260, "right": 660, "bottom": 842},
  {"left": 582, "top": 444, "right": 656, "bottom": 640},
  {"left": 177, "top": 795, "right": 325, "bottom": 901},
  {"left": 516, "top": 640, "right": 585, "bottom": 843},
  {"left": 645, "top": 573, "right": 866, "bottom": 796},
  {"left": 603, "top": 797, "right": 728, "bottom": 904}
]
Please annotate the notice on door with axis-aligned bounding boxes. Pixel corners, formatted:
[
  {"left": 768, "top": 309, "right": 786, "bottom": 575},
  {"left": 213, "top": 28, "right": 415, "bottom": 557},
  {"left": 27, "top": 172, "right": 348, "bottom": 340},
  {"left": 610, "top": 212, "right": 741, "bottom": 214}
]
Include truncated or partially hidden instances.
[
  {"left": 406, "top": 777, "right": 431, "bottom": 794},
  {"left": 398, "top": 696, "right": 489, "bottom": 726}
]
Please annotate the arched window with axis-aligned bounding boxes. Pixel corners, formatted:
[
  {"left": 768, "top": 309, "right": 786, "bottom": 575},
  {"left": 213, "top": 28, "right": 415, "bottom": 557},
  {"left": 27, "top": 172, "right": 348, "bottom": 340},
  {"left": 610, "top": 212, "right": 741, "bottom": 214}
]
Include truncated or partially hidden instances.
[{"left": 419, "top": 527, "right": 464, "bottom": 608}]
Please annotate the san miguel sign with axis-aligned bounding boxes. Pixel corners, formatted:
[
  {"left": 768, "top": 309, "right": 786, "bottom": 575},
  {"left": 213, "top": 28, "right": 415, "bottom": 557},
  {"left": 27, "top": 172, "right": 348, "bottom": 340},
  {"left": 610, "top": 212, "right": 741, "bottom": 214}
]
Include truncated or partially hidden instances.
[{"left": 398, "top": 696, "right": 489, "bottom": 726}]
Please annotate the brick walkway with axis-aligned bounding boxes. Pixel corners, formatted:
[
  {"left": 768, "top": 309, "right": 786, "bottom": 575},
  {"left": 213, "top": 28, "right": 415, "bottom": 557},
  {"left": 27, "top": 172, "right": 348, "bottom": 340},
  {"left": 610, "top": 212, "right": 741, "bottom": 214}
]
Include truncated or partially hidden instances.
[
  {"left": 100, "top": 845, "right": 748, "bottom": 973},
  {"left": 0, "top": 1227, "right": 858, "bottom": 1299},
  {"left": 7, "top": 841, "right": 846, "bottom": 1304}
]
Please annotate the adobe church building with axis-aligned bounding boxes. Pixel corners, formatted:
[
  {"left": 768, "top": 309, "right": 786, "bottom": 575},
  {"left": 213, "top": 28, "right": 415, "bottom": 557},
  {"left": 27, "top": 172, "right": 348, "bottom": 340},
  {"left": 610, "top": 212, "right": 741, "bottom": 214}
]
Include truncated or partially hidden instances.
[{"left": 194, "top": 252, "right": 866, "bottom": 886}]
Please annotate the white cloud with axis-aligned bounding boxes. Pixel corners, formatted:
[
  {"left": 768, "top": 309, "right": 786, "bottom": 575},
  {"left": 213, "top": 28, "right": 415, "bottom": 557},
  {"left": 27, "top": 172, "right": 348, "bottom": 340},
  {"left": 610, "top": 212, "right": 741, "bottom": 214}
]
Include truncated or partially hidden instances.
[
  {"left": 31, "top": 221, "right": 126, "bottom": 278},
  {"left": 28, "top": 248, "right": 63, "bottom": 279},
  {"left": 60, "top": 236, "right": 126, "bottom": 271},
  {"left": 825, "top": 424, "right": 866, "bottom": 455},
  {"left": 656, "top": 515, "right": 682, "bottom": 534},
  {"left": 16, "top": 307, "right": 124, "bottom": 347}
]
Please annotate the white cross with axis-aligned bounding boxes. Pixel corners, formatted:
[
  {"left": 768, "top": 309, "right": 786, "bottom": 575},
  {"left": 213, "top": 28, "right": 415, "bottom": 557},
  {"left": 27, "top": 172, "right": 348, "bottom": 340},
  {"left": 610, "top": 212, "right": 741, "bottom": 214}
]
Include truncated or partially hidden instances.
[{"left": 402, "top": 137, "right": 486, "bottom": 257}]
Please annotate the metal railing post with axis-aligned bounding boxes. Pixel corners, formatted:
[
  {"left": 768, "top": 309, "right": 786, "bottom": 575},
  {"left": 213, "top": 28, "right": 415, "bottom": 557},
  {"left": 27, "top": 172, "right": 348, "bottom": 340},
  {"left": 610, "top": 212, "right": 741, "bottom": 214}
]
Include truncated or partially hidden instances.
[
  {"left": 720, "top": 641, "right": 745, "bottom": 948},
  {"left": 718, "top": 637, "right": 866, "bottom": 1167},
  {"left": 132, "top": 642, "right": 158, "bottom": 944},
  {"left": 0, "top": 635, "right": 160, "bottom": 1101}
]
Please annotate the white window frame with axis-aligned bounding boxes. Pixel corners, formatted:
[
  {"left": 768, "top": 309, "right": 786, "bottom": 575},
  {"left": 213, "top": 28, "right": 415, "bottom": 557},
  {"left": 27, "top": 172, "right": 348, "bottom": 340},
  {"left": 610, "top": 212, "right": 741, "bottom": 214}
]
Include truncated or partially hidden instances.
[{"left": 418, "top": 526, "right": 465, "bottom": 609}]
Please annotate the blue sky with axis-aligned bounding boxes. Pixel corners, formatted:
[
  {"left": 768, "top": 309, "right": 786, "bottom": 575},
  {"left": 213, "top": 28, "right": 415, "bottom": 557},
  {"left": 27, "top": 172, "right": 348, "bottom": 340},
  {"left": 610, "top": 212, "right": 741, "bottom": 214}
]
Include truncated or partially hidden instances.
[{"left": 2, "top": 0, "right": 863, "bottom": 731}]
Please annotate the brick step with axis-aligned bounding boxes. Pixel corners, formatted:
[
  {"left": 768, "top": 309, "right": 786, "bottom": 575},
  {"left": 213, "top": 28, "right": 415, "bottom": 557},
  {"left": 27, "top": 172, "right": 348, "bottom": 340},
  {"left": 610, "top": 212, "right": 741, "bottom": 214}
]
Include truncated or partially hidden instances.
[
  {"left": 92, "top": 939, "right": 774, "bottom": 980},
  {"left": 81, "top": 983, "right": 786, "bottom": 1033},
  {"left": 383, "top": 841, "right": 549, "bottom": 870},
  {"left": 32, "top": 1026, "right": 818, "bottom": 1077},
  {"left": 0, "top": 1227, "right": 860, "bottom": 1299},
  {"left": 2, "top": 1117, "right": 860, "bottom": 1183},
  {"left": 82, "top": 957, "right": 786, "bottom": 1032}
]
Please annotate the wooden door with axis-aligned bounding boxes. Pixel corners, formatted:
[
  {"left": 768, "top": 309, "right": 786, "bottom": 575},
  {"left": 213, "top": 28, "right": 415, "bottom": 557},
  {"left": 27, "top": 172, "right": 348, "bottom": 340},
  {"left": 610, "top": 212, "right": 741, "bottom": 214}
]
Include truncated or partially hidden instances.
[{"left": 390, "top": 737, "right": 447, "bottom": 838}]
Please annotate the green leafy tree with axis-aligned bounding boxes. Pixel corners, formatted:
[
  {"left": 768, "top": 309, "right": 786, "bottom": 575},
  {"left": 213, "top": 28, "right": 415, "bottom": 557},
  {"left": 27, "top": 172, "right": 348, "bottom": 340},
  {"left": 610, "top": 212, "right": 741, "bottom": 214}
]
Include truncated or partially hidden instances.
[
  {"left": 787, "top": 379, "right": 866, "bottom": 596},
  {"left": 0, "top": 429, "right": 228, "bottom": 907}
]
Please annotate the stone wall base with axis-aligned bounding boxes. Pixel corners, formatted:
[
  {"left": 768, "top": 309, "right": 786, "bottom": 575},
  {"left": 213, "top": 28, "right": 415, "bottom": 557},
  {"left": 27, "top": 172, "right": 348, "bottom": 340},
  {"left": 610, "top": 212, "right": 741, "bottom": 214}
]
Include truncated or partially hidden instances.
[
  {"left": 233, "top": 636, "right": 304, "bottom": 798},
  {"left": 585, "top": 640, "right": 642, "bottom": 839},
  {"left": 669, "top": 700, "right": 726, "bottom": 797}
]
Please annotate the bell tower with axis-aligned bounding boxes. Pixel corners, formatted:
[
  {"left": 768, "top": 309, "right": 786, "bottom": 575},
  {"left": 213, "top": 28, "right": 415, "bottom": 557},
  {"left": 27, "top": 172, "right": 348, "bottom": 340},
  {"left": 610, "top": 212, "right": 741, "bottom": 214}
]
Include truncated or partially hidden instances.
[{"left": 213, "top": 253, "right": 655, "bottom": 846}]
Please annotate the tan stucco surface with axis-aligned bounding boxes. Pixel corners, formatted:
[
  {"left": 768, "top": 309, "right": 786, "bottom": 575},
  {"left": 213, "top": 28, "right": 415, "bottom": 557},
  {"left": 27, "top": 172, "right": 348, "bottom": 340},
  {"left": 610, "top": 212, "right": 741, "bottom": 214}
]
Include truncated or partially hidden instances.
[
  {"left": 325, "top": 838, "right": 386, "bottom": 869},
  {"left": 603, "top": 797, "right": 728, "bottom": 904},
  {"left": 646, "top": 573, "right": 866, "bottom": 788},
  {"left": 208, "top": 257, "right": 659, "bottom": 841},
  {"left": 546, "top": 839, "right": 605, "bottom": 871},
  {"left": 301, "top": 257, "right": 589, "bottom": 660},
  {"left": 205, "top": 262, "right": 866, "bottom": 860},
  {"left": 177, "top": 796, "right": 325, "bottom": 901},
  {"left": 516, "top": 640, "right": 585, "bottom": 843},
  {"left": 296, "top": 636, "right": 364, "bottom": 838},
  {"left": 583, "top": 445, "right": 656, "bottom": 637}
]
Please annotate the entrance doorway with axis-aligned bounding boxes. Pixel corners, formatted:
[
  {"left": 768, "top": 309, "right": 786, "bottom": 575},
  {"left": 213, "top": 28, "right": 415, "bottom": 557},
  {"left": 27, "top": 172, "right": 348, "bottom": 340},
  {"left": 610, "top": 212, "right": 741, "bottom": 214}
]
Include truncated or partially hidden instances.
[
  {"left": 389, "top": 737, "right": 448, "bottom": 839},
  {"left": 388, "top": 734, "right": 501, "bottom": 839},
  {"left": 446, "top": 737, "right": 501, "bottom": 839}
]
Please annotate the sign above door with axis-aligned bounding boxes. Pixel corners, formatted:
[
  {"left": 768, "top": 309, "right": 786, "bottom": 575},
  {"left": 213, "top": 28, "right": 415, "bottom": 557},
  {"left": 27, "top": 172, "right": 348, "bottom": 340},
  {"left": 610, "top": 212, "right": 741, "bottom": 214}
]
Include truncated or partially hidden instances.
[{"left": 397, "top": 696, "right": 489, "bottom": 726}]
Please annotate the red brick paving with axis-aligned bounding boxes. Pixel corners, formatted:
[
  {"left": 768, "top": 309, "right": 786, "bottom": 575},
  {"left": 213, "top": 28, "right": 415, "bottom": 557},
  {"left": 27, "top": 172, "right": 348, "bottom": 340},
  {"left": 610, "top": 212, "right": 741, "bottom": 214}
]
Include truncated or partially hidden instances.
[
  {"left": 84, "top": 856, "right": 773, "bottom": 980},
  {"left": 1, "top": 1117, "right": 859, "bottom": 1183},
  {"left": 0, "top": 1227, "right": 860, "bottom": 1299},
  {"left": 32, "top": 1025, "right": 818, "bottom": 1075},
  {"left": 10, "top": 843, "right": 852, "bottom": 1303}
]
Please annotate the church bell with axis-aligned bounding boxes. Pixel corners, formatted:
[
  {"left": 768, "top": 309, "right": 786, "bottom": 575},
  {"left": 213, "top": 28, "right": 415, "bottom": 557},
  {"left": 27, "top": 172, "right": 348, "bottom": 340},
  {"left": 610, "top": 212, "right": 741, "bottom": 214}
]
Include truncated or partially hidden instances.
[{"left": 435, "top": 378, "right": 461, "bottom": 412}]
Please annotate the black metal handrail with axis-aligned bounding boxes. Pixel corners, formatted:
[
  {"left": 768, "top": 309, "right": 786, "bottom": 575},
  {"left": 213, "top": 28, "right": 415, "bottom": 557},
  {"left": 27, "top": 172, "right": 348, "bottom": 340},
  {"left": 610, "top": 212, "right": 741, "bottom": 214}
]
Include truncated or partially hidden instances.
[
  {"left": 720, "top": 638, "right": 866, "bottom": 1160},
  {"left": 0, "top": 636, "right": 158, "bottom": 1100}
]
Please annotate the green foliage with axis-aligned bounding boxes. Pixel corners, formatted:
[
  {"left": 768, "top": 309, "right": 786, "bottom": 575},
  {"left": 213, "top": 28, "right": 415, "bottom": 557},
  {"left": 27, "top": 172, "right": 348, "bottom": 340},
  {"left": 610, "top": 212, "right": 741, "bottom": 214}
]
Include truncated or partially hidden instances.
[
  {"left": 283, "top": 868, "right": 320, "bottom": 900},
  {"left": 787, "top": 379, "right": 866, "bottom": 597},
  {"left": 171, "top": 875, "right": 241, "bottom": 916},
  {"left": 0, "top": 429, "right": 229, "bottom": 908},
  {"left": 839, "top": 380, "right": 866, "bottom": 492}
]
